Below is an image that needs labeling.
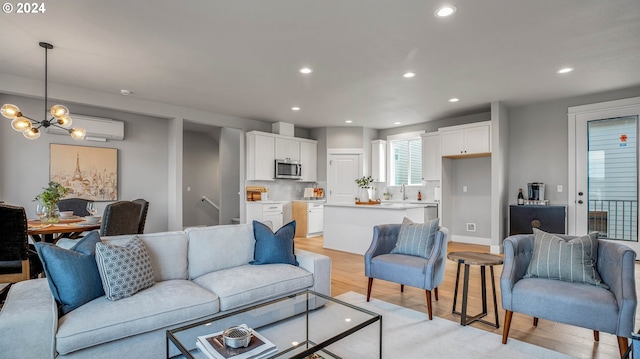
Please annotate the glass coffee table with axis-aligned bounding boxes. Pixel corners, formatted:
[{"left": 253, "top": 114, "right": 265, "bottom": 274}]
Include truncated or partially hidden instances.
[{"left": 167, "top": 290, "right": 381, "bottom": 359}]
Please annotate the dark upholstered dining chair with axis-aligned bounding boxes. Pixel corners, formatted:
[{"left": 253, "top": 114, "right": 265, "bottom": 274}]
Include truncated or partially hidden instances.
[
  {"left": 132, "top": 198, "right": 149, "bottom": 234},
  {"left": 364, "top": 223, "right": 449, "bottom": 320},
  {"left": 57, "top": 198, "right": 93, "bottom": 217},
  {"left": 0, "top": 203, "right": 42, "bottom": 282},
  {"left": 501, "top": 234, "right": 637, "bottom": 358},
  {"left": 100, "top": 201, "right": 143, "bottom": 236}
]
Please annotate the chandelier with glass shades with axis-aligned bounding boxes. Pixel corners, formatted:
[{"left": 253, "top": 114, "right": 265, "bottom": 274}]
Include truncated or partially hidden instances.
[{"left": 1, "top": 42, "right": 85, "bottom": 140}]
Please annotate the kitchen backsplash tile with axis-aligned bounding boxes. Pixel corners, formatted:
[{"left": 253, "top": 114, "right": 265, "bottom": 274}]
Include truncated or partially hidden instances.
[{"left": 246, "top": 180, "right": 323, "bottom": 201}]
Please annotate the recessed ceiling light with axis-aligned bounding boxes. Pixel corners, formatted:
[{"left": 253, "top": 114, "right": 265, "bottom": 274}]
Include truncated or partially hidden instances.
[
  {"left": 435, "top": 5, "right": 457, "bottom": 18},
  {"left": 291, "top": 106, "right": 301, "bottom": 111},
  {"left": 557, "top": 67, "right": 574, "bottom": 74},
  {"left": 299, "top": 67, "right": 313, "bottom": 74},
  {"left": 403, "top": 72, "right": 416, "bottom": 78},
  {"left": 120, "top": 89, "right": 132, "bottom": 96},
  {"left": 345, "top": 120, "right": 353, "bottom": 124},
  {"left": 449, "top": 98, "right": 460, "bottom": 103},
  {"left": 394, "top": 121, "right": 402, "bottom": 125}
]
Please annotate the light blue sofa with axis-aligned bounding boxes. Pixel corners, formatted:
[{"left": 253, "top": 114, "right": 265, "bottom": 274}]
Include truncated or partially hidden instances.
[
  {"left": 500, "top": 234, "right": 637, "bottom": 358},
  {"left": 0, "top": 224, "right": 331, "bottom": 358}
]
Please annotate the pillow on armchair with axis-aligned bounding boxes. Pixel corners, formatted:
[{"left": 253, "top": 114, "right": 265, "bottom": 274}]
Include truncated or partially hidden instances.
[
  {"left": 524, "top": 228, "right": 607, "bottom": 288},
  {"left": 390, "top": 217, "right": 439, "bottom": 259}
]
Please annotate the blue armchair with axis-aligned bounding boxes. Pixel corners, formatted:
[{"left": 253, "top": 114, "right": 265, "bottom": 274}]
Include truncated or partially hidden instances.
[
  {"left": 501, "top": 234, "right": 637, "bottom": 358},
  {"left": 364, "top": 224, "right": 449, "bottom": 320}
]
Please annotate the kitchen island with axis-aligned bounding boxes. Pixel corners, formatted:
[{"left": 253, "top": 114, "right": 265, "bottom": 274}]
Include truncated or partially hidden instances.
[{"left": 323, "top": 202, "right": 438, "bottom": 255}]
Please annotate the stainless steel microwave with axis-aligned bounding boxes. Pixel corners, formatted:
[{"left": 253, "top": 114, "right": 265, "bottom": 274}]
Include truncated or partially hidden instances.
[{"left": 275, "top": 159, "right": 302, "bottom": 179}]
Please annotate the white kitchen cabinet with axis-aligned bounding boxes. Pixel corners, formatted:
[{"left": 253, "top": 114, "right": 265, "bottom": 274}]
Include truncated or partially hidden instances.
[
  {"left": 299, "top": 140, "right": 317, "bottom": 182},
  {"left": 275, "top": 138, "right": 300, "bottom": 161},
  {"left": 439, "top": 121, "right": 491, "bottom": 157},
  {"left": 247, "top": 131, "right": 317, "bottom": 181},
  {"left": 421, "top": 133, "right": 441, "bottom": 181},
  {"left": 246, "top": 202, "right": 283, "bottom": 229},
  {"left": 292, "top": 201, "right": 323, "bottom": 237},
  {"left": 371, "top": 140, "right": 386, "bottom": 182},
  {"left": 246, "top": 132, "right": 275, "bottom": 180},
  {"left": 262, "top": 203, "right": 284, "bottom": 229}
]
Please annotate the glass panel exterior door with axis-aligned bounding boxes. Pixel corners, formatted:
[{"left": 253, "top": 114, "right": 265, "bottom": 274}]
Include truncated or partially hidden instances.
[
  {"left": 570, "top": 98, "right": 640, "bottom": 255},
  {"left": 587, "top": 116, "right": 637, "bottom": 242}
]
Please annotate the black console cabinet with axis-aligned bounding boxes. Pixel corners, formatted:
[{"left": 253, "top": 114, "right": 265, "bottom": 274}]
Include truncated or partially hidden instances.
[{"left": 509, "top": 205, "right": 566, "bottom": 235}]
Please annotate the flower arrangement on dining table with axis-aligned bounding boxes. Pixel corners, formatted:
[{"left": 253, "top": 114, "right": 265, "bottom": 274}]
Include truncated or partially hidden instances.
[{"left": 34, "top": 181, "right": 68, "bottom": 222}]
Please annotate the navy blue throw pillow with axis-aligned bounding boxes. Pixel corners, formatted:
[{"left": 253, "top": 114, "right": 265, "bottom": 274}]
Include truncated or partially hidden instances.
[
  {"left": 250, "top": 220, "right": 298, "bottom": 266},
  {"left": 35, "top": 231, "right": 105, "bottom": 314}
]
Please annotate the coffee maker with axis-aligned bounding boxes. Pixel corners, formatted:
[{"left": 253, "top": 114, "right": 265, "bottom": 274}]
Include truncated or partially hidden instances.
[{"left": 527, "top": 182, "right": 545, "bottom": 201}]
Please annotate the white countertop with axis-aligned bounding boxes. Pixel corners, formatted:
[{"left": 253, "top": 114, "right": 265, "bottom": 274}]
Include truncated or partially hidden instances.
[
  {"left": 324, "top": 202, "right": 435, "bottom": 209},
  {"left": 293, "top": 199, "right": 326, "bottom": 203}
]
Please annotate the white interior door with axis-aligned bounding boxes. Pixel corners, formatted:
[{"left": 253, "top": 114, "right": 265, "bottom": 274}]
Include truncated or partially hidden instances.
[
  {"left": 569, "top": 98, "right": 640, "bottom": 254},
  {"left": 327, "top": 153, "right": 361, "bottom": 204}
]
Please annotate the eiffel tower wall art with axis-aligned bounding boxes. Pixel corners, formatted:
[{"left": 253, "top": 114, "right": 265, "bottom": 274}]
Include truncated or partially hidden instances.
[{"left": 49, "top": 144, "right": 118, "bottom": 201}]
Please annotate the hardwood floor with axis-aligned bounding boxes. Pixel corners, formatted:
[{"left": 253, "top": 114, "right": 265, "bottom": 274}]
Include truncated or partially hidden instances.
[{"left": 295, "top": 235, "right": 639, "bottom": 359}]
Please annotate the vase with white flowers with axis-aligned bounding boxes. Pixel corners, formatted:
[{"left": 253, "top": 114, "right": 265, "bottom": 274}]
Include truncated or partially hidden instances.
[{"left": 355, "top": 175, "right": 374, "bottom": 202}]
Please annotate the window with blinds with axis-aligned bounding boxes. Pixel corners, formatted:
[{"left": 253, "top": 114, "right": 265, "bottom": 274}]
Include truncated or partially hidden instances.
[{"left": 390, "top": 137, "right": 422, "bottom": 186}]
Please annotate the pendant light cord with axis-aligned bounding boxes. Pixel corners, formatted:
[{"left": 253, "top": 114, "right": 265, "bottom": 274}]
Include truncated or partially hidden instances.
[{"left": 44, "top": 44, "right": 48, "bottom": 121}]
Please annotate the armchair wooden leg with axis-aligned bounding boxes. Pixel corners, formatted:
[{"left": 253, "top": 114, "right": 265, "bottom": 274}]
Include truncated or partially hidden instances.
[
  {"left": 533, "top": 317, "right": 538, "bottom": 327},
  {"left": 434, "top": 287, "right": 439, "bottom": 301},
  {"left": 366, "top": 278, "right": 373, "bottom": 302},
  {"left": 400, "top": 284, "right": 404, "bottom": 293},
  {"left": 502, "top": 310, "right": 513, "bottom": 344},
  {"left": 617, "top": 336, "right": 629, "bottom": 358},
  {"left": 593, "top": 330, "right": 599, "bottom": 342},
  {"left": 425, "top": 290, "right": 433, "bottom": 320}
]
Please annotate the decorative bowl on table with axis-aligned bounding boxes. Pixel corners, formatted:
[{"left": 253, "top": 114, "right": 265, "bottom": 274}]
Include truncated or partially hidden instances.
[
  {"left": 84, "top": 216, "right": 100, "bottom": 224},
  {"left": 59, "top": 211, "right": 74, "bottom": 218}
]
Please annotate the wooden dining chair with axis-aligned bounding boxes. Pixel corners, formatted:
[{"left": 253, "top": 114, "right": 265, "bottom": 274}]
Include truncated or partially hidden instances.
[{"left": 0, "top": 203, "right": 42, "bottom": 282}]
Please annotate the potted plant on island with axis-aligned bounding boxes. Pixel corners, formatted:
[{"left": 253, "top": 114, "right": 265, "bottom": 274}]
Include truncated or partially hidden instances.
[
  {"left": 355, "top": 175, "right": 374, "bottom": 202},
  {"left": 35, "top": 181, "right": 68, "bottom": 223}
]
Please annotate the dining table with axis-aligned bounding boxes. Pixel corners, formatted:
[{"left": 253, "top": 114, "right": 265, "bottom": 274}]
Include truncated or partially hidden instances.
[{"left": 28, "top": 217, "right": 101, "bottom": 243}]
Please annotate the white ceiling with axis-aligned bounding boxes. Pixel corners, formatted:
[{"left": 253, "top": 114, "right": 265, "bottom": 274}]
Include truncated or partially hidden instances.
[{"left": 1, "top": 0, "right": 639, "bottom": 130}]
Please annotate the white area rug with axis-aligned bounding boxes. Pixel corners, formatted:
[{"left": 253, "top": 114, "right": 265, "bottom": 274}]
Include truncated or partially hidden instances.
[{"left": 329, "top": 291, "right": 575, "bottom": 359}]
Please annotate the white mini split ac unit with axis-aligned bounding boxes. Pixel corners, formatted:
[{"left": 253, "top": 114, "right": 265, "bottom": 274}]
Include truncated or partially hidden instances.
[{"left": 47, "top": 114, "right": 124, "bottom": 141}]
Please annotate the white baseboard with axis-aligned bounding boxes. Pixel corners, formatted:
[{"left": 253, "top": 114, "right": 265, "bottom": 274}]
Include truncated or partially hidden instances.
[
  {"left": 490, "top": 244, "right": 503, "bottom": 254},
  {"left": 450, "top": 234, "right": 491, "bottom": 246}
]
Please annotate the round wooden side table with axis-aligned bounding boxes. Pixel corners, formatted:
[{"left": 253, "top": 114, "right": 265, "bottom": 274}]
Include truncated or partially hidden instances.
[{"left": 447, "top": 251, "right": 503, "bottom": 328}]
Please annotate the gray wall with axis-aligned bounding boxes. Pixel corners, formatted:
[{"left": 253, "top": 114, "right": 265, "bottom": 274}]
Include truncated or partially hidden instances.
[
  {"left": 378, "top": 112, "right": 491, "bottom": 139},
  {"left": 0, "top": 93, "right": 169, "bottom": 233},
  {"left": 310, "top": 127, "right": 328, "bottom": 181},
  {"left": 219, "top": 127, "right": 241, "bottom": 224},
  {"left": 327, "top": 127, "right": 364, "bottom": 148},
  {"left": 508, "top": 85, "right": 640, "bottom": 206},
  {"left": 182, "top": 130, "right": 219, "bottom": 227},
  {"left": 451, "top": 157, "right": 492, "bottom": 238}
]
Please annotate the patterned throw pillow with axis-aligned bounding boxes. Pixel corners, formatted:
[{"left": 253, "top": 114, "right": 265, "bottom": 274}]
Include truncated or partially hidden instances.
[
  {"left": 390, "top": 217, "right": 439, "bottom": 258},
  {"left": 35, "top": 231, "right": 105, "bottom": 314},
  {"left": 250, "top": 220, "right": 298, "bottom": 266},
  {"left": 524, "top": 228, "right": 607, "bottom": 288},
  {"left": 95, "top": 236, "right": 155, "bottom": 301}
]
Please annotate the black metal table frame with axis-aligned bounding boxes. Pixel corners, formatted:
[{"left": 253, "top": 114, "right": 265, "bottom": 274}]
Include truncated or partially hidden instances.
[
  {"left": 451, "top": 260, "right": 500, "bottom": 328},
  {"left": 166, "top": 290, "right": 382, "bottom": 359}
]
